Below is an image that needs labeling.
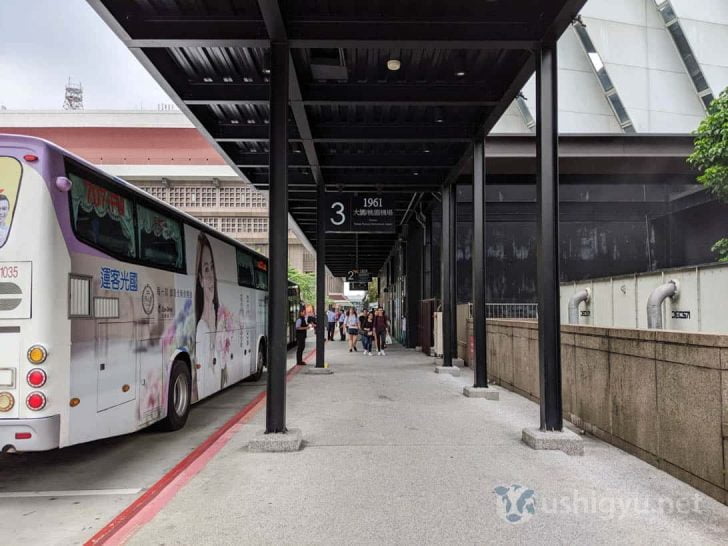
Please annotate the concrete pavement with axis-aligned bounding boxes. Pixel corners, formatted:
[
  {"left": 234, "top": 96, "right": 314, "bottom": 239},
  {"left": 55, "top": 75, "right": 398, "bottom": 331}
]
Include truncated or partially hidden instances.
[{"left": 126, "top": 340, "right": 728, "bottom": 545}]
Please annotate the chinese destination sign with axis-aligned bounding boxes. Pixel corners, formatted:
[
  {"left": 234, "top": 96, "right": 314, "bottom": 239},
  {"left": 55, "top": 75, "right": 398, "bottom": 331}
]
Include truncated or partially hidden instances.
[{"left": 325, "top": 194, "right": 395, "bottom": 233}]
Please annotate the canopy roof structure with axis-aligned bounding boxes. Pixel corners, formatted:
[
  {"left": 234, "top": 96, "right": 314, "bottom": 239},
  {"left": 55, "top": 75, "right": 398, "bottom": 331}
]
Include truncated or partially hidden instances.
[{"left": 89, "top": 0, "right": 586, "bottom": 277}]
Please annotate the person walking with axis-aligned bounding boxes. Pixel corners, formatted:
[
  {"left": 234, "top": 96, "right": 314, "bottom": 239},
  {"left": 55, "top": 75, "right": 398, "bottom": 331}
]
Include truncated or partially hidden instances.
[
  {"left": 373, "top": 307, "right": 389, "bottom": 356},
  {"left": 346, "top": 308, "right": 360, "bottom": 352},
  {"left": 338, "top": 308, "right": 346, "bottom": 341},
  {"left": 326, "top": 307, "right": 336, "bottom": 341},
  {"left": 295, "top": 308, "right": 309, "bottom": 365},
  {"left": 361, "top": 311, "right": 375, "bottom": 355}
]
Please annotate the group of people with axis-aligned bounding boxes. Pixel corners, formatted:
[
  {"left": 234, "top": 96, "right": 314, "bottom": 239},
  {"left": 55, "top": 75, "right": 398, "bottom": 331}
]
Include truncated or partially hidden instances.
[
  {"left": 326, "top": 306, "right": 390, "bottom": 356},
  {"left": 295, "top": 305, "right": 391, "bottom": 365}
]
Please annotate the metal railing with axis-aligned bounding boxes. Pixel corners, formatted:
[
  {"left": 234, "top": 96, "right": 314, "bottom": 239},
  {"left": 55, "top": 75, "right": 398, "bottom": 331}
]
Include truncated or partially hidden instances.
[{"left": 485, "top": 303, "right": 538, "bottom": 320}]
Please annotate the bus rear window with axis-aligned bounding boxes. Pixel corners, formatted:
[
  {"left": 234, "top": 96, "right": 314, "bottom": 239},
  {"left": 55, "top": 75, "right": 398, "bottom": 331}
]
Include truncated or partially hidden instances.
[
  {"left": 137, "top": 205, "right": 184, "bottom": 270},
  {"left": 69, "top": 173, "right": 136, "bottom": 258},
  {"left": 0, "top": 157, "right": 22, "bottom": 249}
]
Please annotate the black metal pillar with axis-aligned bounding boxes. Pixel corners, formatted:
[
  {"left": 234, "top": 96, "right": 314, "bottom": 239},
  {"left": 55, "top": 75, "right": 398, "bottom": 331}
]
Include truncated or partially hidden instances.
[
  {"left": 315, "top": 184, "right": 326, "bottom": 368},
  {"left": 536, "top": 42, "right": 563, "bottom": 431},
  {"left": 441, "top": 184, "right": 454, "bottom": 366},
  {"left": 266, "top": 42, "right": 289, "bottom": 434},
  {"left": 449, "top": 186, "right": 457, "bottom": 355},
  {"left": 472, "top": 138, "right": 488, "bottom": 388}
]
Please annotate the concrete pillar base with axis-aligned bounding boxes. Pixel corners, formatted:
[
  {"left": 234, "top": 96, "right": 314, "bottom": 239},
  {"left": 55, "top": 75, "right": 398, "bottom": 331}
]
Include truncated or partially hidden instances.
[
  {"left": 248, "top": 428, "right": 303, "bottom": 452},
  {"left": 305, "top": 367, "right": 334, "bottom": 375},
  {"left": 522, "top": 427, "right": 584, "bottom": 456},
  {"left": 434, "top": 366, "right": 461, "bottom": 377},
  {"left": 433, "top": 357, "right": 464, "bottom": 367},
  {"left": 463, "top": 386, "right": 499, "bottom": 400}
]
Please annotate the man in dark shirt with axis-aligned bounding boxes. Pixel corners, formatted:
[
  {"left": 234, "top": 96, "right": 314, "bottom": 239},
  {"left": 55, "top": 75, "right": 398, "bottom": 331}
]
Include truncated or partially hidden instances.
[{"left": 295, "top": 308, "right": 309, "bottom": 365}]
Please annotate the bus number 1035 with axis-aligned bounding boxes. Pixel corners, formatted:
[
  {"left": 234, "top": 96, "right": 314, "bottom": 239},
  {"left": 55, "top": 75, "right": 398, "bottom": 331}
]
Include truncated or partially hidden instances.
[
  {"left": 0, "top": 265, "right": 19, "bottom": 279},
  {"left": 363, "top": 198, "right": 383, "bottom": 208}
]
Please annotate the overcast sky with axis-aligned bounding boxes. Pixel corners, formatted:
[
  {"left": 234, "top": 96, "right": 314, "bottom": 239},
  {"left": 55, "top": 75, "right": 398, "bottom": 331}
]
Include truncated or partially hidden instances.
[{"left": 0, "top": 0, "right": 173, "bottom": 109}]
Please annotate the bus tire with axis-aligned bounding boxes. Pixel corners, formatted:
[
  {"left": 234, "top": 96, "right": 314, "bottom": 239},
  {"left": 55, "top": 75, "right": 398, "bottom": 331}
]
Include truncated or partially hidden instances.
[
  {"left": 159, "top": 359, "right": 191, "bottom": 431},
  {"left": 248, "top": 343, "right": 265, "bottom": 382}
]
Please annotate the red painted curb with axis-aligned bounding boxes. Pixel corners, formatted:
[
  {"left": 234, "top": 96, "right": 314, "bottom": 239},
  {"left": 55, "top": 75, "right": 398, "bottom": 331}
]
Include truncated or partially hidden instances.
[{"left": 85, "top": 347, "right": 316, "bottom": 546}]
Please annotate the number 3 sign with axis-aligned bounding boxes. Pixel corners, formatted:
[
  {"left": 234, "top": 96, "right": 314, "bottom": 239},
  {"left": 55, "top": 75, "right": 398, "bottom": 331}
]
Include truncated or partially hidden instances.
[
  {"left": 330, "top": 200, "right": 346, "bottom": 226},
  {"left": 325, "top": 193, "right": 395, "bottom": 233}
]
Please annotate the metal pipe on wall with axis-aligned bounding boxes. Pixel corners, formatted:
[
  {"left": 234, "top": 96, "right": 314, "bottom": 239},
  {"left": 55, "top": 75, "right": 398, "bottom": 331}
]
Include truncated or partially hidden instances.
[
  {"left": 647, "top": 280, "right": 679, "bottom": 329},
  {"left": 568, "top": 288, "right": 591, "bottom": 325}
]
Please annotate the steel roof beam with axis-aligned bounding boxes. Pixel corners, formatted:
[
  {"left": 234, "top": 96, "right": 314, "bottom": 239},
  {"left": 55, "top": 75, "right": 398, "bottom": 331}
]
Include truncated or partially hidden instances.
[
  {"left": 214, "top": 124, "right": 474, "bottom": 142},
  {"left": 285, "top": 21, "right": 539, "bottom": 49},
  {"left": 181, "top": 83, "right": 500, "bottom": 106},
  {"left": 235, "top": 152, "right": 457, "bottom": 168},
  {"left": 257, "top": 0, "right": 324, "bottom": 189}
]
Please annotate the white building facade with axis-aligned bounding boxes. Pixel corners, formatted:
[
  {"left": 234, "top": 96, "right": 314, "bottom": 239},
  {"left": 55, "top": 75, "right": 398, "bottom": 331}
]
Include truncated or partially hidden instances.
[{"left": 494, "top": 0, "right": 728, "bottom": 134}]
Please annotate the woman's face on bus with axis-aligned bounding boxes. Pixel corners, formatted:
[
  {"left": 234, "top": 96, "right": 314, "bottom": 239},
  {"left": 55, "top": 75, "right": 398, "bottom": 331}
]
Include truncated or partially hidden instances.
[
  {"left": 0, "top": 199, "right": 8, "bottom": 224},
  {"left": 199, "top": 245, "right": 215, "bottom": 294}
]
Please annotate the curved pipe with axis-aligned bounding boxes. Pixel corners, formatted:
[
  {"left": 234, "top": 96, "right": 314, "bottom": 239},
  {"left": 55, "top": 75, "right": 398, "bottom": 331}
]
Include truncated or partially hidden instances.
[
  {"left": 568, "top": 288, "right": 591, "bottom": 325},
  {"left": 647, "top": 280, "right": 679, "bottom": 329}
]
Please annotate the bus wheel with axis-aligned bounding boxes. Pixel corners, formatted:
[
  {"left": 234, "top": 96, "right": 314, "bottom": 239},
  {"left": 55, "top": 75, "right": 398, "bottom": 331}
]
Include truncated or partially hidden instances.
[
  {"left": 249, "top": 346, "right": 265, "bottom": 382},
  {"left": 159, "top": 360, "right": 191, "bottom": 431}
]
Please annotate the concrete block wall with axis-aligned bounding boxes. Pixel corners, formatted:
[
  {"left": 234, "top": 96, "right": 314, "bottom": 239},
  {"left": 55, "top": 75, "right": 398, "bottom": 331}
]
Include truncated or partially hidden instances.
[{"left": 480, "top": 319, "right": 728, "bottom": 505}]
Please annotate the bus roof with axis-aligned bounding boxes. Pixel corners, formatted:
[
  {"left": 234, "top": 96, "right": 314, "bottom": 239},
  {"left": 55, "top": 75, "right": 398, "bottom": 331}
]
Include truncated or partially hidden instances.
[{"left": 0, "top": 133, "right": 269, "bottom": 263}]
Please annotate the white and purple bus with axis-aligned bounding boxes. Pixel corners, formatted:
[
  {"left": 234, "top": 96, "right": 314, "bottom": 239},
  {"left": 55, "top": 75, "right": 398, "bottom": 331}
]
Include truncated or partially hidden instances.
[{"left": 0, "top": 134, "right": 271, "bottom": 452}]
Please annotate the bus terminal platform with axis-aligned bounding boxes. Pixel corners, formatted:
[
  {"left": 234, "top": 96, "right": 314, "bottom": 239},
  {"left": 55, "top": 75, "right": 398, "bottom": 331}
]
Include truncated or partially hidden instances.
[{"left": 123, "top": 338, "right": 728, "bottom": 545}]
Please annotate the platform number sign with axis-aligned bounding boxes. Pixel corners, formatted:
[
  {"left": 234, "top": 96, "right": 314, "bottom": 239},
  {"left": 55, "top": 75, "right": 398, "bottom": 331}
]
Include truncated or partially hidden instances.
[
  {"left": 347, "top": 269, "right": 371, "bottom": 283},
  {"left": 325, "top": 193, "right": 395, "bottom": 233},
  {"left": 329, "top": 199, "right": 347, "bottom": 227}
]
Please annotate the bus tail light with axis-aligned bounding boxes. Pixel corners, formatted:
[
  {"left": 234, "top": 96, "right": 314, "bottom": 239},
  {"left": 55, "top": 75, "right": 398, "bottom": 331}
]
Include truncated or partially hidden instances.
[
  {"left": 15, "top": 432, "right": 32, "bottom": 440},
  {"left": 0, "top": 392, "right": 14, "bottom": 412},
  {"left": 27, "top": 345, "right": 47, "bottom": 365},
  {"left": 26, "top": 392, "right": 46, "bottom": 411},
  {"left": 23, "top": 154, "right": 38, "bottom": 162},
  {"left": 27, "top": 369, "right": 47, "bottom": 388}
]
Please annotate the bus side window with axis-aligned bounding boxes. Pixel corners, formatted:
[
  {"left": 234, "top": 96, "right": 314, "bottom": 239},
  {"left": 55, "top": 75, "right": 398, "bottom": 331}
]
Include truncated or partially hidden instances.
[
  {"left": 69, "top": 173, "right": 136, "bottom": 259},
  {"left": 254, "top": 266, "right": 268, "bottom": 291},
  {"left": 236, "top": 249, "right": 254, "bottom": 287},
  {"left": 137, "top": 205, "right": 185, "bottom": 271}
]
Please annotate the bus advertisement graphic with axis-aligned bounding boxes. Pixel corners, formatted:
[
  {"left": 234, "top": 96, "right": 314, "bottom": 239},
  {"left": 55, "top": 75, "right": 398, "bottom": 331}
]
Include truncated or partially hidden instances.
[{"left": 0, "top": 156, "right": 22, "bottom": 248}]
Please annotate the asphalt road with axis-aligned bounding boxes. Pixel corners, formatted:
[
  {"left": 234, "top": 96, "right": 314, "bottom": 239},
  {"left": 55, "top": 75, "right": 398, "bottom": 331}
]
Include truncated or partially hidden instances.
[{"left": 0, "top": 340, "right": 305, "bottom": 546}]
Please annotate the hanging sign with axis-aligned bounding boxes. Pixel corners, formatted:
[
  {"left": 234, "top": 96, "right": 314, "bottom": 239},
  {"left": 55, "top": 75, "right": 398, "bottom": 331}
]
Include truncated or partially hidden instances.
[
  {"left": 346, "top": 269, "right": 371, "bottom": 283},
  {"left": 349, "top": 281, "right": 369, "bottom": 291},
  {"left": 325, "top": 193, "right": 395, "bottom": 233}
]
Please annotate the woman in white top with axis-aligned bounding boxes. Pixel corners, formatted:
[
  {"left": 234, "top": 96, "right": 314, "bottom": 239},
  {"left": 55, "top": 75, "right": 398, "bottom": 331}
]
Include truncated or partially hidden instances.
[{"left": 345, "top": 308, "right": 360, "bottom": 352}]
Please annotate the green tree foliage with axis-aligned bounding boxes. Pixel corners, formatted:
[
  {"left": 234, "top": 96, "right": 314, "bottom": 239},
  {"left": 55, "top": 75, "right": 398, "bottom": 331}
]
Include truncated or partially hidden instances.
[
  {"left": 687, "top": 88, "right": 728, "bottom": 261},
  {"left": 287, "top": 266, "right": 316, "bottom": 305},
  {"left": 363, "top": 277, "right": 379, "bottom": 308}
]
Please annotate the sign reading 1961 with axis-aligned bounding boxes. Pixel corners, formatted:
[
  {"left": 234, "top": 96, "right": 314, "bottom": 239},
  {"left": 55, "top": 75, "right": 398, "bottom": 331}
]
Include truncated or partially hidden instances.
[{"left": 325, "top": 193, "right": 395, "bottom": 233}]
